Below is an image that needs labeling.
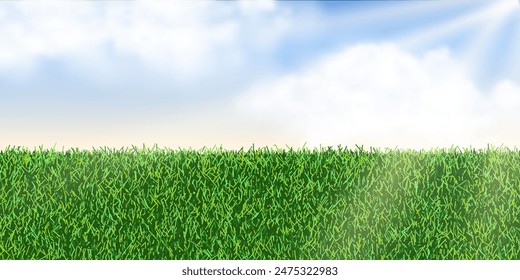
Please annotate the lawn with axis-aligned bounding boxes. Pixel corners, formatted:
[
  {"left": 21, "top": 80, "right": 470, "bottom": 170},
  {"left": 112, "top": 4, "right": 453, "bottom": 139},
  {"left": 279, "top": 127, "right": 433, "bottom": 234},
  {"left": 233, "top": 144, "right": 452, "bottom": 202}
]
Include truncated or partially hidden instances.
[{"left": 0, "top": 145, "right": 518, "bottom": 259}]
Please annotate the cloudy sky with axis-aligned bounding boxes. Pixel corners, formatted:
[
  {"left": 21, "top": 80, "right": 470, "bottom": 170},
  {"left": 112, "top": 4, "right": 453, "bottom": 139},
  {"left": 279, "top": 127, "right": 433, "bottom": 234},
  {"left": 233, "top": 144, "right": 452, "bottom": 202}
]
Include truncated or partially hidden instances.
[{"left": 1, "top": 0, "right": 519, "bottom": 150}]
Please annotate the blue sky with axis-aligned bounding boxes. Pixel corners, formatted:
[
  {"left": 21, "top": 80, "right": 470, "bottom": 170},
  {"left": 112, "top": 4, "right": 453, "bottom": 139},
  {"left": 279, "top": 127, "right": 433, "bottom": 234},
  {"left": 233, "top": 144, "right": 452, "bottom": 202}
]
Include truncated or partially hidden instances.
[{"left": 1, "top": 0, "right": 519, "bottom": 150}]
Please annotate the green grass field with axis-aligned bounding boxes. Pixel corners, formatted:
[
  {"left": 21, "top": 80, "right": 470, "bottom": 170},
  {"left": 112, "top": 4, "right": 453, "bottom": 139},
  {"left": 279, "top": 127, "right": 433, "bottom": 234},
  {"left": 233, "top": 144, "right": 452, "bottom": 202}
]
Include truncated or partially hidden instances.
[{"left": 0, "top": 145, "right": 519, "bottom": 259}]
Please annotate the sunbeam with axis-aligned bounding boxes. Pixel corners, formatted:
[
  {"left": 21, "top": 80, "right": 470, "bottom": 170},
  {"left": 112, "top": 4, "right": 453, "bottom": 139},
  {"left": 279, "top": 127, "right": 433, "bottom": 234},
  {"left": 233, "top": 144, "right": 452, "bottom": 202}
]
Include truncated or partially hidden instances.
[
  {"left": 398, "top": 1, "right": 512, "bottom": 50},
  {"left": 293, "top": 0, "right": 461, "bottom": 44},
  {"left": 460, "top": 1, "right": 518, "bottom": 84},
  {"left": 389, "top": 0, "right": 519, "bottom": 86},
  {"left": 505, "top": 5, "right": 520, "bottom": 82}
]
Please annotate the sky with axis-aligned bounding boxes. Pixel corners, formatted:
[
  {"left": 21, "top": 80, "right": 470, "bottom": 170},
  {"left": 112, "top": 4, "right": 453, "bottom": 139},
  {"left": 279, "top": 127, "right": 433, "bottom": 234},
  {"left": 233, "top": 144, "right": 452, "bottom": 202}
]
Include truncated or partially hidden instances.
[{"left": 1, "top": 0, "right": 519, "bottom": 150}]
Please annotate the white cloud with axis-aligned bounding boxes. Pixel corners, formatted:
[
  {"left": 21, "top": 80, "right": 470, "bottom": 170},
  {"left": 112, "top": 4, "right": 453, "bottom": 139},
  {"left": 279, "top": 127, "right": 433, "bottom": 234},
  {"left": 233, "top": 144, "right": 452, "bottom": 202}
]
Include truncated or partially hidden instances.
[
  {"left": 235, "top": 43, "right": 520, "bottom": 149},
  {"left": 0, "top": 2, "right": 104, "bottom": 72},
  {"left": 0, "top": 2, "right": 290, "bottom": 80}
]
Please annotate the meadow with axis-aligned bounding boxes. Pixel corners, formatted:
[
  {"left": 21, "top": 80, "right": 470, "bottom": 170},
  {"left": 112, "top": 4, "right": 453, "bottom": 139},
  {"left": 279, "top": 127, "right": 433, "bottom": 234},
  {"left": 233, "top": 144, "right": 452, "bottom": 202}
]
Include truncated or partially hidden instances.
[{"left": 0, "top": 145, "right": 518, "bottom": 259}]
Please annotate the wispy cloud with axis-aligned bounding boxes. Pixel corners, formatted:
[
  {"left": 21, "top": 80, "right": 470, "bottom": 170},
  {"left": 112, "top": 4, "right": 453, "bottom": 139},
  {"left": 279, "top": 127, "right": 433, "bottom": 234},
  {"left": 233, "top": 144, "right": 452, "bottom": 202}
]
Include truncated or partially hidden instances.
[{"left": 0, "top": 1, "right": 289, "bottom": 81}]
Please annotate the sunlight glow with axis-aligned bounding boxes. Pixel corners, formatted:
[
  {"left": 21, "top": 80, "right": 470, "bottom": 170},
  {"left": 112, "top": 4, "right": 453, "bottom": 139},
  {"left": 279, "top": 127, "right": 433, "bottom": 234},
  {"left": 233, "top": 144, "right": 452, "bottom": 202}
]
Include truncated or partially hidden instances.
[
  {"left": 460, "top": 1, "right": 518, "bottom": 80},
  {"left": 399, "top": 1, "right": 516, "bottom": 50},
  {"left": 313, "top": 1, "right": 460, "bottom": 39},
  {"left": 506, "top": 3, "right": 520, "bottom": 81}
]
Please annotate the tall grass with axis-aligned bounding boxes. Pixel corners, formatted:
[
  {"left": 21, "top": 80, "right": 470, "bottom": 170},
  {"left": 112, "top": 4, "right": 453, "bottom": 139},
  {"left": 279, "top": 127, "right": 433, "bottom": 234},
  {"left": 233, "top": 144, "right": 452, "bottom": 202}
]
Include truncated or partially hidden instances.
[{"left": 0, "top": 145, "right": 518, "bottom": 259}]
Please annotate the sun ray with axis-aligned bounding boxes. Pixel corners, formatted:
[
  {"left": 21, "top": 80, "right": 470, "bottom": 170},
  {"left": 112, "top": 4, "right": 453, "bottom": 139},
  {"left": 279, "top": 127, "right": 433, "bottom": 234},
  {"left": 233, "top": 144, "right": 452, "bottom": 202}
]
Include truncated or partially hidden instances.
[
  {"left": 315, "top": 0, "right": 466, "bottom": 37},
  {"left": 459, "top": 1, "right": 518, "bottom": 84},
  {"left": 397, "top": 1, "right": 512, "bottom": 50},
  {"left": 504, "top": 10, "right": 520, "bottom": 82}
]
